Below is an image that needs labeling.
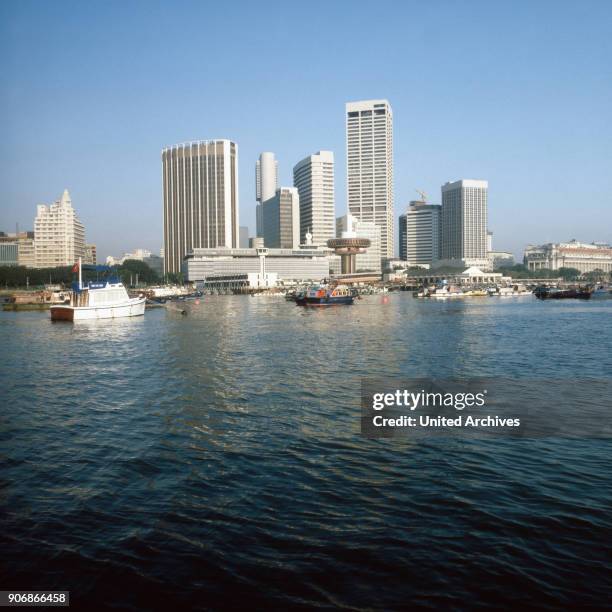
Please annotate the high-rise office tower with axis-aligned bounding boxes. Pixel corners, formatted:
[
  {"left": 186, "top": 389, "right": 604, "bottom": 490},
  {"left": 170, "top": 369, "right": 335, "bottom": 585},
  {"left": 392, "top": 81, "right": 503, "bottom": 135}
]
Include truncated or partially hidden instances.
[
  {"left": 440, "top": 179, "right": 488, "bottom": 264},
  {"left": 162, "top": 140, "right": 239, "bottom": 275},
  {"left": 34, "top": 189, "right": 85, "bottom": 268},
  {"left": 346, "top": 99, "right": 393, "bottom": 258},
  {"left": 399, "top": 201, "right": 442, "bottom": 265},
  {"left": 293, "top": 150, "right": 335, "bottom": 247},
  {"left": 256, "top": 152, "right": 278, "bottom": 238},
  {"left": 262, "top": 187, "right": 300, "bottom": 249}
]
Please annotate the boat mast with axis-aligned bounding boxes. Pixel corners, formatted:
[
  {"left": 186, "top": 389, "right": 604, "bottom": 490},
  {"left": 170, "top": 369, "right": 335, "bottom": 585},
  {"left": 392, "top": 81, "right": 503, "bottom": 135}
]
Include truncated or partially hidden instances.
[{"left": 78, "top": 257, "right": 82, "bottom": 291}]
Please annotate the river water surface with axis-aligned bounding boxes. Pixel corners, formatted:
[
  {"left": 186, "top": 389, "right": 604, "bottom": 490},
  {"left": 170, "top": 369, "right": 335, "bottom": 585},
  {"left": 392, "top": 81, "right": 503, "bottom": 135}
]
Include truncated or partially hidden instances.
[{"left": 1, "top": 295, "right": 611, "bottom": 609}]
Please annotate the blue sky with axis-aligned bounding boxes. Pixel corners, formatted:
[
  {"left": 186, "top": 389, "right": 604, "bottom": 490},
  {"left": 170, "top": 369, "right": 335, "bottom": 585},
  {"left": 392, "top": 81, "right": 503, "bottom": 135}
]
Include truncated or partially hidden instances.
[{"left": 1, "top": 0, "right": 611, "bottom": 260}]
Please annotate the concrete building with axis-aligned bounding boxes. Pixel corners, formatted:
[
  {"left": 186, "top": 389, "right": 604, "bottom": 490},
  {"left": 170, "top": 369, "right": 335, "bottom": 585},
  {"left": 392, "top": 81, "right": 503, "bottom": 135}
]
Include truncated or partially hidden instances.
[
  {"left": 84, "top": 244, "right": 97, "bottom": 266},
  {"left": 0, "top": 231, "right": 35, "bottom": 267},
  {"left": 336, "top": 213, "right": 381, "bottom": 273},
  {"left": 487, "top": 251, "right": 515, "bottom": 269},
  {"left": 183, "top": 247, "right": 332, "bottom": 283},
  {"left": 399, "top": 201, "right": 441, "bottom": 265},
  {"left": 346, "top": 99, "right": 394, "bottom": 258},
  {"left": 293, "top": 150, "right": 335, "bottom": 247},
  {"left": 438, "top": 179, "right": 488, "bottom": 270},
  {"left": 162, "top": 140, "right": 239, "bottom": 275},
  {"left": 239, "top": 226, "right": 249, "bottom": 248},
  {"left": 524, "top": 240, "right": 612, "bottom": 273},
  {"left": 34, "top": 189, "right": 86, "bottom": 268},
  {"left": 0, "top": 242, "right": 18, "bottom": 266},
  {"left": 262, "top": 187, "right": 300, "bottom": 249},
  {"left": 255, "top": 152, "right": 278, "bottom": 238}
]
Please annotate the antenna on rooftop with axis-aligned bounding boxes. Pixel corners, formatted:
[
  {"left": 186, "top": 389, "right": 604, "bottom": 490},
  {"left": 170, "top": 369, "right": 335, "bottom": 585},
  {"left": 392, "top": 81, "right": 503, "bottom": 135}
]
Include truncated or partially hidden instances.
[{"left": 415, "top": 189, "right": 427, "bottom": 202}]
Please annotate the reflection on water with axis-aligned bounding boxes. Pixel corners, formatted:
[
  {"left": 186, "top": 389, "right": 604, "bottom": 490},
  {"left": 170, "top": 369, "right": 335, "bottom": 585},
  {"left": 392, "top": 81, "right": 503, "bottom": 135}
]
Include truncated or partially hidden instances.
[{"left": 1, "top": 296, "right": 611, "bottom": 609}]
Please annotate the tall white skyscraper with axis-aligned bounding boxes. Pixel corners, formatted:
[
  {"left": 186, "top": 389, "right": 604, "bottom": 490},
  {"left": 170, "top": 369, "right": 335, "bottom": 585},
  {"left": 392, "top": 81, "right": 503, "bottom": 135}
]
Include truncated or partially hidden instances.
[
  {"left": 440, "top": 179, "right": 488, "bottom": 267},
  {"left": 346, "top": 99, "right": 393, "bottom": 258},
  {"left": 256, "top": 152, "right": 278, "bottom": 238},
  {"left": 293, "top": 150, "right": 335, "bottom": 247},
  {"left": 399, "top": 201, "right": 442, "bottom": 265},
  {"left": 162, "top": 140, "right": 239, "bottom": 275},
  {"left": 34, "top": 189, "right": 85, "bottom": 268}
]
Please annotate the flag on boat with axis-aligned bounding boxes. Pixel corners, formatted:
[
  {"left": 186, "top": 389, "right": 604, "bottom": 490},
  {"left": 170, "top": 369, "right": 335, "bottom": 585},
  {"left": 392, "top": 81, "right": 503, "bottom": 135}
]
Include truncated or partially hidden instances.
[{"left": 71, "top": 262, "right": 79, "bottom": 273}]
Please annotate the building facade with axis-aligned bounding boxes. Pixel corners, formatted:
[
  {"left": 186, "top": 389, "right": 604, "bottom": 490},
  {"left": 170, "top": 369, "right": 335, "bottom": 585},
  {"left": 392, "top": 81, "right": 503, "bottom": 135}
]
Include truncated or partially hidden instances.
[
  {"left": 438, "top": 179, "right": 488, "bottom": 269},
  {"left": 84, "top": 244, "right": 97, "bottom": 266},
  {"left": 239, "top": 226, "right": 249, "bottom": 248},
  {"left": 346, "top": 99, "right": 393, "bottom": 258},
  {"left": 336, "top": 213, "right": 381, "bottom": 273},
  {"left": 255, "top": 152, "right": 278, "bottom": 238},
  {"left": 262, "top": 187, "right": 300, "bottom": 249},
  {"left": 0, "top": 242, "right": 18, "bottom": 266},
  {"left": 293, "top": 150, "right": 335, "bottom": 247},
  {"left": 184, "top": 247, "right": 331, "bottom": 283},
  {"left": 34, "top": 189, "right": 86, "bottom": 268},
  {"left": 162, "top": 140, "right": 239, "bottom": 275},
  {"left": 399, "top": 201, "right": 441, "bottom": 265},
  {"left": 487, "top": 251, "right": 515, "bottom": 269},
  {"left": 523, "top": 240, "right": 612, "bottom": 273},
  {"left": 0, "top": 231, "right": 35, "bottom": 267}
]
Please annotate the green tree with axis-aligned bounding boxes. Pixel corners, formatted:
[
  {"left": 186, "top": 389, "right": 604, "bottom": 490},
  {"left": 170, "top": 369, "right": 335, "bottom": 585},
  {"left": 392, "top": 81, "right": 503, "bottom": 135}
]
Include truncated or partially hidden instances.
[
  {"left": 557, "top": 267, "right": 581, "bottom": 281},
  {"left": 117, "top": 259, "right": 160, "bottom": 286}
]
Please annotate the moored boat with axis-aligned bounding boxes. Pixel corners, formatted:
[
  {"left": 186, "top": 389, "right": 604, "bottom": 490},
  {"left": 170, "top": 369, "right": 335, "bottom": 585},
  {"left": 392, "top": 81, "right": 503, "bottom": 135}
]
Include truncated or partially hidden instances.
[
  {"left": 295, "top": 284, "right": 355, "bottom": 306},
  {"left": 50, "top": 260, "right": 146, "bottom": 321},
  {"left": 534, "top": 286, "right": 592, "bottom": 300}
]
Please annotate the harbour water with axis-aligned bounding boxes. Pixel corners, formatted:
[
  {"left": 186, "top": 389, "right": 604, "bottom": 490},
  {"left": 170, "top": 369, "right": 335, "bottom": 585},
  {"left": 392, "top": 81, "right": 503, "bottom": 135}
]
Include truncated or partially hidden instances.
[{"left": 1, "top": 295, "right": 611, "bottom": 609}]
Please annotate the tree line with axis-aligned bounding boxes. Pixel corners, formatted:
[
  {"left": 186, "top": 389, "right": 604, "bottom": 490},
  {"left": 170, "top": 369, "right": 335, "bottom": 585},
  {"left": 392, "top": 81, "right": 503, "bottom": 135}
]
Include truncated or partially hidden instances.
[{"left": 0, "top": 259, "right": 161, "bottom": 289}]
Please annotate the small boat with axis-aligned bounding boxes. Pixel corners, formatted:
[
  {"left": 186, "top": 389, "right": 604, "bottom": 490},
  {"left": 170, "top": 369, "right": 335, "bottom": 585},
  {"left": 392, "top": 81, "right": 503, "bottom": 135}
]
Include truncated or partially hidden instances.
[
  {"left": 591, "top": 285, "right": 612, "bottom": 299},
  {"left": 50, "top": 259, "right": 146, "bottom": 321},
  {"left": 534, "top": 286, "right": 591, "bottom": 300},
  {"left": 295, "top": 284, "right": 355, "bottom": 306}
]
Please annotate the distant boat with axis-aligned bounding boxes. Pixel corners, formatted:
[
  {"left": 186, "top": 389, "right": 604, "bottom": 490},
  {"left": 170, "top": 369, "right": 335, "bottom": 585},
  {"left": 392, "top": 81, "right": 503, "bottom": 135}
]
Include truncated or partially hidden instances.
[
  {"left": 534, "top": 286, "right": 591, "bottom": 300},
  {"left": 591, "top": 285, "right": 612, "bottom": 299},
  {"left": 295, "top": 284, "right": 355, "bottom": 306},
  {"left": 50, "top": 259, "right": 145, "bottom": 321}
]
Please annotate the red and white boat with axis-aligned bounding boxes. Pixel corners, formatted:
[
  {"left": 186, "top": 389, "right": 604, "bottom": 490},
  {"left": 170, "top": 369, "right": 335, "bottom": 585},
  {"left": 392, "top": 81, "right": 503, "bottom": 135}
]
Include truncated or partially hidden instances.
[{"left": 50, "top": 259, "right": 145, "bottom": 322}]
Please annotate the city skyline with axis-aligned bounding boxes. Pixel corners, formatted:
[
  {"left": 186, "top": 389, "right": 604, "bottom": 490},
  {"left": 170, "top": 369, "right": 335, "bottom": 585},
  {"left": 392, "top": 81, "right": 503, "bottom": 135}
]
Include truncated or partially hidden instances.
[{"left": 2, "top": 1, "right": 611, "bottom": 261}]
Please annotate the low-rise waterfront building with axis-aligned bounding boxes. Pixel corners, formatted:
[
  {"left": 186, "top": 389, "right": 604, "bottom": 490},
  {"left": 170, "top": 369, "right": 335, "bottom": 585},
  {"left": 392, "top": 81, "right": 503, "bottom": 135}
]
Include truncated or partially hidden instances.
[
  {"left": 487, "top": 251, "right": 515, "bottom": 269},
  {"left": 0, "top": 231, "right": 35, "bottom": 267},
  {"left": 523, "top": 240, "right": 612, "bottom": 273},
  {"left": 183, "top": 247, "right": 333, "bottom": 283}
]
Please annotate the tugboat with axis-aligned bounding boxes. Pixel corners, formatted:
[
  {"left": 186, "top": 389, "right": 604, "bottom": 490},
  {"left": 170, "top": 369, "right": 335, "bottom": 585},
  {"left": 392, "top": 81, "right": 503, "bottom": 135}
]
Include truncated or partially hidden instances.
[
  {"left": 50, "top": 259, "right": 146, "bottom": 321},
  {"left": 295, "top": 284, "right": 355, "bottom": 306}
]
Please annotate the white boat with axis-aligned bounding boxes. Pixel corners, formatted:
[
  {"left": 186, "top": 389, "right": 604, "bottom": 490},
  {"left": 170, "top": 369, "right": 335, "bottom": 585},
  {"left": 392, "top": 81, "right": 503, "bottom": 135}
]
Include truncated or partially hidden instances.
[{"left": 50, "top": 259, "right": 145, "bottom": 321}]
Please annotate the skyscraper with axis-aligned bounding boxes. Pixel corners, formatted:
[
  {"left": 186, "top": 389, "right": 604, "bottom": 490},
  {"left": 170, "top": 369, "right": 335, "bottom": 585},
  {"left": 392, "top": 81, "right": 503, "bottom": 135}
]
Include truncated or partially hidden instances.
[
  {"left": 293, "top": 150, "right": 335, "bottom": 247},
  {"left": 262, "top": 187, "right": 300, "bottom": 249},
  {"left": 346, "top": 99, "right": 393, "bottom": 258},
  {"left": 162, "top": 140, "right": 239, "bottom": 275},
  {"left": 399, "top": 201, "right": 442, "bottom": 265},
  {"left": 256, "top": 152, "right": 278, "bottom": 238},
  {"left": 440, "top": 179, "right": 488, "bottom": 267},
  {"left": 34, "top": 189, "right": 85, "bottom": 268}
]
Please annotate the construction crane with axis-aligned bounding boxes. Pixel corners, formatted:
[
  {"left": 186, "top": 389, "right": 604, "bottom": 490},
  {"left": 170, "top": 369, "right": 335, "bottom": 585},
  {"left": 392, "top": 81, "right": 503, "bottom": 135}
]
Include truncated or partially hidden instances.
[{"left": 415, "top": 189, "right": 428, "bottom": 203}]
